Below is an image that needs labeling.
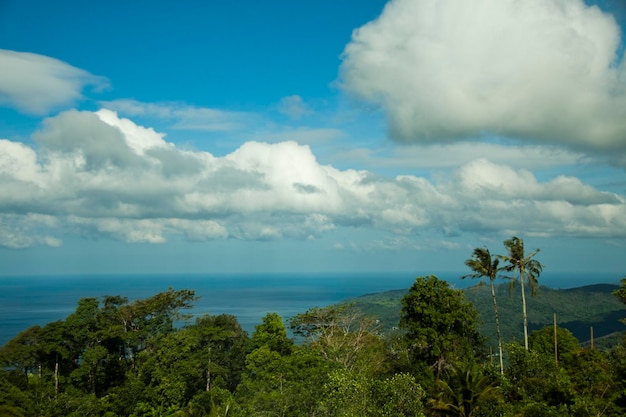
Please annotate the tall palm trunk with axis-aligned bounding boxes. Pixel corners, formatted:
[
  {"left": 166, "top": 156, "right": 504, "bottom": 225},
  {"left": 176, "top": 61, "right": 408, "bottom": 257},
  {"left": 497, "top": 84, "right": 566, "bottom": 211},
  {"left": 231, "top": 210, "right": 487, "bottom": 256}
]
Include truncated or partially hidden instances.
[
  {"left": 462, "top": 246, "right": 504, "bottom": 374},
  {"left": 501, "top": 237, "right": 542, "bottom": 353},
  {"left": 489, "top": 280, "right": 504, "bottom": 373},
  {"left": 519, "top": 267, "right": 529, "bottom": 351}
]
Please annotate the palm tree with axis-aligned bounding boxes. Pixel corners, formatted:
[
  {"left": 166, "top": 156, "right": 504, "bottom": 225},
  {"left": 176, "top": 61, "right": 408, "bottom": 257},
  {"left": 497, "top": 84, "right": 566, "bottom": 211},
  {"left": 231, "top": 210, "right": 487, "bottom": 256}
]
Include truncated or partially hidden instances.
[
  {"left": 427, "top": 364, "right": 502, "bottom": 417},
  {"left": 462, "top": 247, "right": 504, "bottom": 374},
  {"left": 499, "top": 236, "right": 543, "bottom": 351}
]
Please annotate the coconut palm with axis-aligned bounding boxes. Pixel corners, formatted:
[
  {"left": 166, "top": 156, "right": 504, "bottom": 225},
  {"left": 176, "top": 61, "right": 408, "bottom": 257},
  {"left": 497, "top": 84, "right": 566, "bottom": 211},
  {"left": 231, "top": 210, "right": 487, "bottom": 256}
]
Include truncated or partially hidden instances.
[
  {"left": 500, "top": 236, "right": 543, "bottom": 351},
  {"left": 462, "top": 247, "right": 504, "bottom": 374}
]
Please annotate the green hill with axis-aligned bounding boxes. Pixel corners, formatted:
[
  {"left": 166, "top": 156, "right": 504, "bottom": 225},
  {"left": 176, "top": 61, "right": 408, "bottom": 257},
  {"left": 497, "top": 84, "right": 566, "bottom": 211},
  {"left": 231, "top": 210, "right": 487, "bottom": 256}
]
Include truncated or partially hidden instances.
[{"left": 343, "top": 282, "right": 626, "bottom": 350}]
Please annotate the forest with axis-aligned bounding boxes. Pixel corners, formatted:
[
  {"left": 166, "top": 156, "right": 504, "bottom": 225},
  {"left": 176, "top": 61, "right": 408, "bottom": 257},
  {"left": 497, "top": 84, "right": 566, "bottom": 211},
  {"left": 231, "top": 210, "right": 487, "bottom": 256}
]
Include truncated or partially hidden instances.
[{"left": 2, "top": 237, "right": 626, "bottom": 417}]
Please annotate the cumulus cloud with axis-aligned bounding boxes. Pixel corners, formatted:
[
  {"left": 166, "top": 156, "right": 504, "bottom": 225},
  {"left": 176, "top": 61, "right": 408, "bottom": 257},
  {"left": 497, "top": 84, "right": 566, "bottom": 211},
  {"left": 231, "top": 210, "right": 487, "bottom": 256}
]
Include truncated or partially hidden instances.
[
  {"left": 340, "top": 0, "right": 626, "bottom": 156},
  {"left": 0, "top": 110, "right": 624, "bottom": 248},
  {"left": 444, "top": 158, "right": 626, "bottom": 237},
  {"left": 0, "top": 49, "right": 107, "bottom": 115}
]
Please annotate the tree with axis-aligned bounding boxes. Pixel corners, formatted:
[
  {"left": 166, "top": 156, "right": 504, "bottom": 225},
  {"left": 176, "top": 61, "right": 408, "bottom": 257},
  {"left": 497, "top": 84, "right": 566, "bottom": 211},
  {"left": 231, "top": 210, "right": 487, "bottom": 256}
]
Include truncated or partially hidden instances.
[
  {"left": 236, "top": 345, "right": 331, "bottom": 417},
  {"left": 609, "top": 342, "right": 626, "bottom": 413},
  {"left": 400, "top": 276, "right": 483, "bottom": 380},
  {"left": 505, "top": 343, "right": 575, "bottom": 412},
  {"left": 529, "top": 325, "right": 579, "bottom": 367},
  {"left": 462, "top": 246, "right": 505, "bottom": 374},
  {"left": 567, "top": 348, "right": 619, "bottom": 416},
  {"left": 251, "top": 312, "right": 294, "bottom": 356},
  {"left": 290, "top": 304, "right": 387, "bottom": 377},
  {"left": 133, "top": 313, "right": 249, "bottom": 411},
  {"left": 613, "top": 276, "right": 626, "bottom": 325},
  {"left": 126, "top": 288, "right": 197, "bottom": 353},
  {"left": 0, "top": 326, "right": 43, "bottom": 393},
  {"left": 320, "top": 369, "right": 426, "bottom": 417},
  {"left": 427, "top": 364, "right": 502, "bottom": 417},
  {"left": 500, "top": 236, "right": 543, "bottom": 351},
  {"left": 191, "top": 313, "right": 250, "bottom": 392},
  {"left": 38, "top": 321, "right": 70, "bottom": 395}
]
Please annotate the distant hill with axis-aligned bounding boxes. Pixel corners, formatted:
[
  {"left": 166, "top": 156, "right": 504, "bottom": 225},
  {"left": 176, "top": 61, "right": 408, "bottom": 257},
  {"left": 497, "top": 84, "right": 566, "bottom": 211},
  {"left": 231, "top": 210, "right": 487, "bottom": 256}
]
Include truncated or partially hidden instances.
[{"left": 343, "top": 281, "right": 626, "bottom": 350}]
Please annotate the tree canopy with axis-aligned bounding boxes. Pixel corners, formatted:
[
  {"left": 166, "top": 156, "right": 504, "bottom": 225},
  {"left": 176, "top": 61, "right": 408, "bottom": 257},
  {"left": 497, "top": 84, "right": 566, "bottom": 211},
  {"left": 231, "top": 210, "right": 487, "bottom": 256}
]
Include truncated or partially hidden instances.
[{"left": 1, "top": 269, "right": 626, "bottom": 417}]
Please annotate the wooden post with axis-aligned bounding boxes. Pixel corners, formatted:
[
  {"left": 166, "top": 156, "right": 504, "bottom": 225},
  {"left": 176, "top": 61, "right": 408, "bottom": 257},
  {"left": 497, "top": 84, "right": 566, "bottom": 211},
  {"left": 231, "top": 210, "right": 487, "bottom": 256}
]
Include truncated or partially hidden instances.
[
  {"left": 590, "top": 326, "right": 594, "bottom": 349},
  {"left": 553, "top": 313, "right": 558, "bottom": 367}
]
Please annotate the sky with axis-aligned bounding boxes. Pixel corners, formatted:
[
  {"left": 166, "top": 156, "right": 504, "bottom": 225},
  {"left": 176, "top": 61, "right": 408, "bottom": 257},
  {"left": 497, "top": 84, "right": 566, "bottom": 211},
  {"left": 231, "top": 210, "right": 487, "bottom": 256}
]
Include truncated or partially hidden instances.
[{"left": 0, "top": 0, "right": 625, "bottom": 278}]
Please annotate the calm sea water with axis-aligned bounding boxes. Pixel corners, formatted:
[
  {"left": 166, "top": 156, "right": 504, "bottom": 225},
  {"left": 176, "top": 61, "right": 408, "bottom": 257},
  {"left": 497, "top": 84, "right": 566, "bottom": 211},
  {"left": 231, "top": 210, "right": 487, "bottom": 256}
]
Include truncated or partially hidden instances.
[{"left": 0, "top": 271, "right": 620, "bottom": 346}]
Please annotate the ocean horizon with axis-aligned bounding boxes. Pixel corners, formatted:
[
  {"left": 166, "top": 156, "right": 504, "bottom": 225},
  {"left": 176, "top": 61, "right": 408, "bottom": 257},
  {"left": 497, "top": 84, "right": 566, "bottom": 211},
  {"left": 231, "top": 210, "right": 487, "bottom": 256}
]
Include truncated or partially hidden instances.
[{"left": 0, "top": 271, "right": 621, "bottom": 347}]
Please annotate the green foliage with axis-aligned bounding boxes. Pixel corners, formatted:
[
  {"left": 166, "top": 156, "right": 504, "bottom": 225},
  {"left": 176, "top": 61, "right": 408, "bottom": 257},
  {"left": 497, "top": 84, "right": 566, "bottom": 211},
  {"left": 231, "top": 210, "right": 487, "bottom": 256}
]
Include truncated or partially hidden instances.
[
  {"left": 251, "top": 312, "right": 293, "bottom": 355},
  {"left": 0, "top": 372, "right": 31, "bottom": 416},
  {"left": 320, "top": 369, "right": 426, "bottom": 417},
  {"left": 613, "top": 276, "right": 626, "bottom": 324},
  {"left": 503, "top": 339, "right": 626, "bottom": 416},
  {"left": 500, "top": 236, "right": 544, "bottom": 351},
  {"left": 236, "top": 345, "right": 332, "bottom": 417},
  {"left": 344, "top": 281, "right": 624, "bottom": 351},
  {"left": 609, "top": 341, "right": 626, "bottom": 410},
  {"left": 0, "top": 288, "right": 201, "bottom": 416},
  {"left": 400, "top": 275, "right": 484, "bottom": 378},
  {"left": 463, "top": 246, "right": 505, "bottom": 374},
  {"left": 3, "top": 278, "right": 626, "bottom": 416},
  {"left": 566, "top": 348, "right": 619, "bottom": 416},
  {"left": 462, "top": 247, "right": 501, "bottom": 284},
  {"left": 528, "top": 326, "right": 580, "bottom": 365},
  {"left": 505, "top": 343, "right": 570, "bottom": 404},
  {"left": 290, "top": 304, "right": 388, "bottom": 377},
  {"left": 427, "top": 364, "right": 503, "bottom": 417},
  {"left": 375, "top": 373, "right": 426, "bottom": 417}
]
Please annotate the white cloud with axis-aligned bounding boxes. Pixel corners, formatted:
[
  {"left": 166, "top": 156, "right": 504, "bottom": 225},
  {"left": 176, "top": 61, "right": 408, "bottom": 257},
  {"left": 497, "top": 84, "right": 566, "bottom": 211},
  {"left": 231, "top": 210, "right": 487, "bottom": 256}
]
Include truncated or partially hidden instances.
[
  {"left": 67, "top": 217, "right": 228, "bottom": 243},
  {"left": 0, "top": 214, "right": 61, "bottom": 248},
  {"left": 0, "top": 139, "right": 43, "bottom": 184},
  {"left": 95, "top": 109, "right": 169, "bottom": 155},
  {"left": 452, "top": 158, "right": 621, "bottom": 205},
  {"left": 443, "top": 158, "right": 626, "bottom": 237},
  {"left": 0, "top": 49, "right": 107, "bottom": 115},
  {"left": 101, "top": 99, "right": 257, "bottom": 132},
  {"left": 0, "top": 110, "right": 625, "bottom": 248},
  {"left": 340, "top": 0, "right": 626, "bottom": 156},
  {"left": 333, "top": 142, "right": 586, "bottom": 171}
]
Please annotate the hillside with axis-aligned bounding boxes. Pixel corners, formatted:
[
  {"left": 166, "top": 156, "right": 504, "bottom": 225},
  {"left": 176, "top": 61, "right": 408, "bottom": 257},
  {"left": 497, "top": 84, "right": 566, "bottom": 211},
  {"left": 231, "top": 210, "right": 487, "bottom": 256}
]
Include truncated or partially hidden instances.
[{"left": 344, "top": 282, "right": 626, "bottom": 349}]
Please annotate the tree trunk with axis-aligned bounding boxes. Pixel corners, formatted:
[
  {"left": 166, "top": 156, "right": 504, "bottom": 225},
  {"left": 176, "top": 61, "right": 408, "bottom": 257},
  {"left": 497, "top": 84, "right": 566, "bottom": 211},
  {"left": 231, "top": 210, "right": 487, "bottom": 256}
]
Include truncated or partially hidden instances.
[
  {"left": 54, "top": 354, "right": 59, "bottom": 395},
  {"left": 520, "top": 268, "right": 529, "bottom": 351},
  {"left": 490, "top": 281, "right": 504, "bottom": 374},
  {"left": 206, "top": 347, "right": 211, "bottom": 391},
  {"left": 553, "top": 313, "right": 558, "bottom": 367}
]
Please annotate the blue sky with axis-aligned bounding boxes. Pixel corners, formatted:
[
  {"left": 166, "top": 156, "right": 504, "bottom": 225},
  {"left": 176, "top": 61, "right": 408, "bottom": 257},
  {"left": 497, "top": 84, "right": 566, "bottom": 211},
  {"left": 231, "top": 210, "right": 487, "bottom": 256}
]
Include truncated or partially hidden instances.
[{"left": 1, "top": 0, "right": 625, "bottom": 279}]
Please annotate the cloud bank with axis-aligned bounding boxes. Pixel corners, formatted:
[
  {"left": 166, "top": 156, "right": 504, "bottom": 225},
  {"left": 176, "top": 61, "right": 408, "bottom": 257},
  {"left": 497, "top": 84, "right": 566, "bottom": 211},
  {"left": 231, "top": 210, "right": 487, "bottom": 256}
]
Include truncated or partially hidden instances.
[
  {"left": 340, "top": 0, "right": 626, "bottom": 158},
  {"left": 0, "top": 49, "right": 107, "bottom": 115},
  {"left": 0, "top": 110, "right": 624, "bottom": 248}
]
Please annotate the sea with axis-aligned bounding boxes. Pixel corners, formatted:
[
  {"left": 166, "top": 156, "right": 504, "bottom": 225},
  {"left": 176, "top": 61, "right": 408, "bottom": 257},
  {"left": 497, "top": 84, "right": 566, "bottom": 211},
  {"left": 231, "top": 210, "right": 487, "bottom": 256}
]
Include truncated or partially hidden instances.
[{"left": 0, "top": 271, "right": 621, "bottom": 347}]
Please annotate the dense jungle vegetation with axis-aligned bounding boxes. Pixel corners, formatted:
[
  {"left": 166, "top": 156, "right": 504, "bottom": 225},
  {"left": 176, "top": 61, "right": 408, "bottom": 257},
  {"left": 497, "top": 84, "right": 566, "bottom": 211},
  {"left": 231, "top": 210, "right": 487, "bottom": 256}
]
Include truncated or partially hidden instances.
[
  {"left": 2, "top": 237, "right": 626, "bottom": 416},
  {"left": 348, "top": 282, "right": 625, "bottom": 350}
]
